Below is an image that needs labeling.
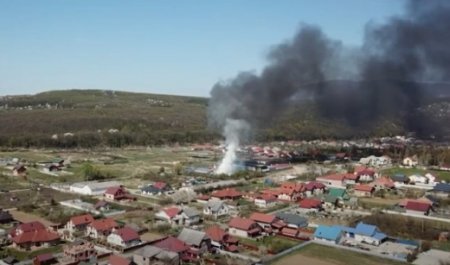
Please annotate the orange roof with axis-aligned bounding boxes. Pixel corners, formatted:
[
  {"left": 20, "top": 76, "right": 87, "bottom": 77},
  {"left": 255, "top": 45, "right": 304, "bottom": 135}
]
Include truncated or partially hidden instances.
[
  {"left": 163, "top": 207, "right": 181, "bottom": 218},
  {"left": 205, "top": 225, "right": 227, "bottom": 242},
  {"left": 70, "top": 214, "right": 94, "bottom": 226},
  {"left": 229, "top": 217, "right": 257, "bottom": 231},
  {"left": 89, "top": 218, "right": 118, "bottom": 232},
  {"left": 317, "top": 173, "right": 351, "bottom": 181},
  {"left": 354, "top": 184, "right": 374, "bottom": 192},
  {"left": 211, "top": 188, "right": 242, "bottom": 199},
  {"left": 281, "top": 182, "right": 305, "bottom": 192},
  {"left": 249, "top": 212, "right": 276, "bottom": 224}
]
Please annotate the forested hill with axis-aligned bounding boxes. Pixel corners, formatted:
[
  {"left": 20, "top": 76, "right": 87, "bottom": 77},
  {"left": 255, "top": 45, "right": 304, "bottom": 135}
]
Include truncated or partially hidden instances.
[{"left": 0, "top": 88, "right": 449, "bottom": 148}]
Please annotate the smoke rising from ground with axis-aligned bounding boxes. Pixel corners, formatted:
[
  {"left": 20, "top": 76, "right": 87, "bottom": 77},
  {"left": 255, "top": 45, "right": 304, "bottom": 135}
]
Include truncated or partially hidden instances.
[{"left": 209, "top": 0, "right": 450, "bottom": 172}]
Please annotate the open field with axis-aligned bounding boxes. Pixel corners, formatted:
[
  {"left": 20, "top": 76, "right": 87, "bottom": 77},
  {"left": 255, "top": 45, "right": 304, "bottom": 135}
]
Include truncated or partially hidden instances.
[
  {"left": 272, "top": 244, "right": 408, "bottom": 265},
  {"left": 9, "top": 210, "right": 58, "bottom": 226}
]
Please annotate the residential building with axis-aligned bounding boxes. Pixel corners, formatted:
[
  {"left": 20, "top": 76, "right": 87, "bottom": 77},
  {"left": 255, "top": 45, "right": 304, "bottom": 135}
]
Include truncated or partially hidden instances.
[
  {"left": 9, "top": 221, "right": 60, "bottom": 249},
  {"left": 428, "top": 183, "right": 450, "bottom": 197},
  {"left": 402, "top": 156, "right": 418, "bottom": 167},
  {"left": 33, "top": 253, "right": 56, "bottom": 265},
  {"left": 69, "top": 181, "right": 121, "bottom": 195},
  {"left": 0, "top": 209, "right": 13, "bottom": 224},
  {"left": 107, "top": 227, "right": 141, "bottom": 248},
  {"left": 316, "top": 173, "right": 353, "bottom": 188},
  {"left": 86, "top": 218, "right": 118, "bottom": 239},
  {"left": 353, "top": 184, "right": 375, "bottom": 197},
  {"left": 108, "top": 255, "right": 133, "bottom": 265},
  {"left": 141, "top": 182, "right": 173, "bottom": 196},
  {"left": 304, "top": 181, "right": 326, "bottom": 197},
  {"left": 133, "top": 245, "right": 179, "bottom": 265},
  {"left": 151, "top": 236, "right": 193, "bottom": 262},
  {"left": 254, "top": 194, "right": 277, "bottom": 208},
  {"left": 313, "top": 225, "right": 342, "bottom": 244},
  {"left": 177, "top": 228, "right": 210, "bottom": 255},
  {"left": 211, "top": 188, "right": 242, "bottom": 200},
  {"left": 203, "top": 200, "right": 229, "bottom": 219},
  {"left": 63, "top": 240, "right": 97, "bottom": 263},
  {"left": 65, "top": 214, "right": 94, "bottom": 233},
  {"left": 249, "top": 212, "right": 284, "bottom": 233},
  {"left": 205, "top": 225, "right": 238, "bottom": 252},
  {"left": 228, "top": 217, "right": 261, "bottom": 238},
  {"left": 340, "top": 222, "right": 387, "bottom": 246},
  {"left": 405, "top": 201, "right": 431, "bottom": 215},
  {"left": 155, "top": 207, "right": 200, "bottom": 226},
  {"left": 275, "top": 212, "right": 308, "bottom": 229},
  {"left": 104, "top": 186, "right": 136, "bottom": 201},
  {"left": 299, "top": 198, "right": 322, "bottom": 211}
]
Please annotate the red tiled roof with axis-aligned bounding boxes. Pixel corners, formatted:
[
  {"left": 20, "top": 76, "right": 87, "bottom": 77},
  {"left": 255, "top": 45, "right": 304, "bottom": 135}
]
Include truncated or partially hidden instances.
[
  {"left": 14, "top": 221, "right": 45, "bottom": 233},
  {"left": 211, "top": 188, "right": 242, "bottom": 199},
  {"left": 70, "top": 214, "right": 94, "bottom": 226},
  {"left": 305, "top": 181, "right": 326, "bottom": 191},
  {"left": 153, "top": 182, "right": 167, "bottom": 190},
  {"left": 108, "top": 255, "right": 131, "bottom": 265},
  {"left": 400, "top": 198, "right": 433, "bottom": 207},
  {"left": 280, "top": 227, "right": 298, "bottom": 237},
  {"left": 163, "top": 207, "right": 181, "bottom": 218},
  {"left": 89, "top": 218, "right": 118, "bottom": 232},
  {"left": 299, "top": 198, "right": 322, "bottom": 209},
  {"left": 229, "top": 217, "right": 256, "bottom": 231},
  {"left": 354, "top": 184, "right": 374, "bottom": 192},
  {"left": 281, "top": 182, "right": 305, "bottom": 192},
  {"left": 205, "top": 225, "right": 226, "bottom": 242},
  {"left": 355, "top": 167, "right": 376, "bottom": 176},
  {"left": 197, "top": 194, "right": 210, "bottom": 201},
  {"left": 105, "top": 186, "right": 123, "bottom": 196},
  {"left": 405, "top": 201, "right": 431, "bottom": 212},
  {"left": 249, "top": 212, "right": 276, "bottom": 224},
  {"left": 374, "top": 176, "right": 395, "bottom": 188},
  {"left": 153, "top": 236, "right": 190, "bottom": 253},
  {"left": 317, "top": 173, "right": 349, "bottom": 181},
  {"left": 113, "top": 227, "right": 139, "bottom": 242},
  {"left": 12, "top": 229, "right": 60, "bottom": 244}
]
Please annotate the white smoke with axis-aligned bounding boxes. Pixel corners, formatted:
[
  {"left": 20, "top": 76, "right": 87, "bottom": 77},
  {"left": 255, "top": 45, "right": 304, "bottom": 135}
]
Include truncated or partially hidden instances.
[{"left": 215, "top": 119, "right": 249, "bottom": 175}]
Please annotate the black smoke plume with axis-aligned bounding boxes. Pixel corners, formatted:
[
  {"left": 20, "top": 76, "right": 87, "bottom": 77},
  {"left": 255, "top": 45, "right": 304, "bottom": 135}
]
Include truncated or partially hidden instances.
[{"left": 209, "top": 0, "right": 450, "bottom": 140}]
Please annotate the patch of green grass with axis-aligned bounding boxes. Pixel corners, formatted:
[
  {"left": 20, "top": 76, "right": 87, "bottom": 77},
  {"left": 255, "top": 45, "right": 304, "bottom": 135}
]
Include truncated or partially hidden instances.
[
  {"left": 272, "top": 243, "right": 408, "bottom": 265},
  {"left": 1, "top": 245, "right": 62, "bottom": 261}
]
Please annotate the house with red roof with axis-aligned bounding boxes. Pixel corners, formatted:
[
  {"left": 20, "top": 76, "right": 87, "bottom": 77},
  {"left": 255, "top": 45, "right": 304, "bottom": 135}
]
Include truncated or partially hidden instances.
[
  {"left": 65, "top": 214, "right": 94, "bottom": 234},
  {"left": 104, "top": 186, "right": 136, "bottom": 201},
  {"left": 155, "top": 206, "right": 200, "bottom": 226},
  {"left": 304, "top": 181, "right": 326, "bottom": 197},
  {"left": 228, "top": 217, "right": 261, "bottom": 238},
  {"left": 9, "top": 221, "right": 60, "bottom": 250},
  {"left": 151, "top": 236, "right": 194, "bottom": 262},
  {"left": 254, "top": 194, "right": 278, "bottom": 208},
  {"left": 86, "top": 218, "right": 119, "bottom": 239},
  {"left": 372, "top": 176, "right": 395, "bottom": 190},
  {"left": 355, "top": 167, "right": 377, "bottom": 182},
  {"left": 211, "top": 188, "right": 242, "bottom": 200},
  {"left": 353, "top": 184, "right": 375, "bottom": 197},
  {"left": 107, "top": 227, "right": 141, "bottom": 248},
  {"left": 405, "top": 201, "right": 432, "bottom": 216},
  {"left": 299, "top": 198, "right": 323, "bottom": 211},
  {"left": 316, "top": 173, "right": 354, "bottom": 188},
  {"left": 205, "top": 225, "right": 239, "bottom": 252}
]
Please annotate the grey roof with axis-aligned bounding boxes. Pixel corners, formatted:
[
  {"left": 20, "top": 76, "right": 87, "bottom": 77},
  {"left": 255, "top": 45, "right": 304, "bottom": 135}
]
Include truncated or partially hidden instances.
[
  {"left": 204, "top": 200, "right": 225, "bottom": 212},
  {"left": 134, "top": 245, "right": 178, "bottom": 260},
  {"left": 177, "top": 228, "right": 208, "bottom": 246},
  {"left": 433, "top": 183, "right": 450, "bottom": 193},
  {"left": 182, "top": 207, "right": 200, "bottom": 218},
  {"left": 276, "top": 212, "right": 308, "bottom": 227}
]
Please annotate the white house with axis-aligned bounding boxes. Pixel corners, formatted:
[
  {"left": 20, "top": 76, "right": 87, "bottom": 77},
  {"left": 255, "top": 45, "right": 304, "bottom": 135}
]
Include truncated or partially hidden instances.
[
  {"left": 106, "top": 227, "right": 141, "bottom": 248},
  {"left": 254, "top": 194, "right": 277, "bottom": 208},
  {"left": 70, "top": 181, "right": 121, "bottom": 196},
  {"left": 403, "top": 156, "right": 419, "bottom": 167},
  {"left": 359, "top": 156, "right": 391, "bottom": 167},
  {"left": 203, "top": 200, "right": 229, "bottom": 218},
  {"left": 155, "top": 206, "right": 200, "bottom": 226}
]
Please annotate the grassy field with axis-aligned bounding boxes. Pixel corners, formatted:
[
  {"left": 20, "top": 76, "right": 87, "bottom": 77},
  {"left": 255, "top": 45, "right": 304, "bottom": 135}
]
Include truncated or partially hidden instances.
[
  {"left": 381, "top": 166, "right": 450, "bottom": 182},
  {"left": 272, "top": 244, "right": 408, "bottom": 265}
]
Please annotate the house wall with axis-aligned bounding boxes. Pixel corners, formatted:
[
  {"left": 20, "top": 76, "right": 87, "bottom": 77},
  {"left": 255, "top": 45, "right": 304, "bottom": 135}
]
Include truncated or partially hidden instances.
[
  {"left": 254, "top": 199, "right": 276, "bottom": 208},
  {"left": 354, "top": 234, "right": 380, "bottom": 245},
  {"left": 228, "top": 228, "right": 249, "bottom": 238},
  {"left": 354, "top": 190, "right": 371, "bottom": 197},
  {"left": 107, "top": 233, "right": 124, "bottom": 247},
  {"left": 314, "top": 236, "right": 340, "bottom": 244},
  {"left": 406, "top": 209, "right": 427, "bottom": 216}
]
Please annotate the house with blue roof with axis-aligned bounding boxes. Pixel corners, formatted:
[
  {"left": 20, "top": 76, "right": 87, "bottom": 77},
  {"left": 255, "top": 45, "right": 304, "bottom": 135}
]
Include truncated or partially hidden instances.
[
  {"left": 429, "top": 183, "right": 450, "bottom": 198},
  {"left": 340, "top": 222, "right": 387, "bottom": 246},
  {"left": 313, "top": 225, "right": 342, "bottom": 244}
]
